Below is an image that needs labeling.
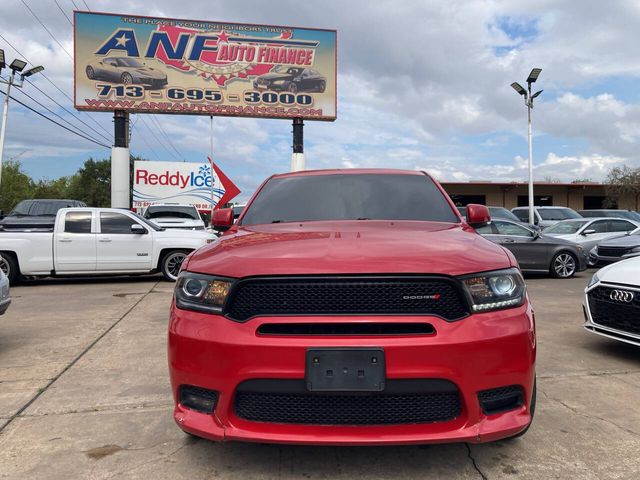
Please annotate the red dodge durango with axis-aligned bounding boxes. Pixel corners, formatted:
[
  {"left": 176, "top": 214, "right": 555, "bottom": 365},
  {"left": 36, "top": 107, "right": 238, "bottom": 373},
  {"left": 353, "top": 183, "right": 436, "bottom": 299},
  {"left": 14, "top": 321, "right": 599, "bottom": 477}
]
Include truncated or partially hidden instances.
[{"left": 168, "top": 169, "right": 536, "bottom": 445}]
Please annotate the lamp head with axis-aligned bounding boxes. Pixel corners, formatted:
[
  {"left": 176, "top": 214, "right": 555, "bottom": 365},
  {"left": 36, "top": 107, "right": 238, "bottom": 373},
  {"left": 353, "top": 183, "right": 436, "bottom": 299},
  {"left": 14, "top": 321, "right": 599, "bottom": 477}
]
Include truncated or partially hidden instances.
[
  {"left": 22, "top": 65, "right": 44, "bottom": 78},
  {"left": 511, "top": 82, "right": 527, "bottom": 96},
  {"left": 527, "top": 68, "right": 542, "bottom": 84},
  {"left": 9, "top": 59, "right": 27, "bottom": 73}
]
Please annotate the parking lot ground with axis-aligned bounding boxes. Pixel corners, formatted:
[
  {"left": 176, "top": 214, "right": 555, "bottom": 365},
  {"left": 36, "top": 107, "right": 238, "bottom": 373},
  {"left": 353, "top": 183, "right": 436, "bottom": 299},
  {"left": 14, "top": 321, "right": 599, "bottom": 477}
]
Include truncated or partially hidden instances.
[{"left": 1, "top": 273, "right": 639, "bottom": 479}]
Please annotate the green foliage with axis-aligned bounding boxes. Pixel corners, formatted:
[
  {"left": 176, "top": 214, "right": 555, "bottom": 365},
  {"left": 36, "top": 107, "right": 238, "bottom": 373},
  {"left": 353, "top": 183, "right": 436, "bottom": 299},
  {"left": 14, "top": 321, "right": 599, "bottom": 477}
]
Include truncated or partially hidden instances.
[
  {"left": 0, "top": 157, "right": 133, "bottom": 212},
  {"left": 605, "top": 166, "right": 640, "bottom": 210},
  {"left": 0, "top": 161, "right": 37, "bottom": 213},
  {"left": 67, "top": 158, "right": 112, "bottom": 207}
]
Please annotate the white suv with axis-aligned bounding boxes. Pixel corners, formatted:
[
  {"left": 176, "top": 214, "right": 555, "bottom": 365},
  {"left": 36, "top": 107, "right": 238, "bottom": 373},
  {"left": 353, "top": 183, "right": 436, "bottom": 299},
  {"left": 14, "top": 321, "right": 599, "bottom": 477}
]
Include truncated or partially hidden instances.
[{"left": 143, "top": 204, "right": 206, "bottom": 230}]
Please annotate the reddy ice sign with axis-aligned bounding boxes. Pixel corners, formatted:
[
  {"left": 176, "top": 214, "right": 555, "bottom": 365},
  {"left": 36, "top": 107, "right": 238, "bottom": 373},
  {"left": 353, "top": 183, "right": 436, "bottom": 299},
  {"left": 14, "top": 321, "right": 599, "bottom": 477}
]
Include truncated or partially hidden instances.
[
  {"left": 74, "top": 11, "right": 337, "bottom": 120},
  {"left": 133, "top": 160, "right": 239, "bottom": 210}
]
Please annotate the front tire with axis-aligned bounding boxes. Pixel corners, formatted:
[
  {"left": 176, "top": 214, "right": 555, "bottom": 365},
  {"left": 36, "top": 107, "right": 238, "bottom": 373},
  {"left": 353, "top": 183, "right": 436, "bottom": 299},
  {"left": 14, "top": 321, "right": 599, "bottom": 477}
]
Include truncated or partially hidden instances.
[
  {"left": 318, "top": 80, "right": 326, "bottom": 93},
  {"left": 161, "top": 250, "right": 189, "bottom": 282},
  {"left": 86, "top": 66, "right": 95, "bottom": 79},
  {"left": 121, "top": 72, "right": 133, "bottom": 85},
  {"left": 0, "top": 253, "right": 20, "bottom": 285},
  {"left": 551, "top": 251, "right": 577, "bottom": 278},
  {"left": 288, "top": 82, "right": 298, "bottom": 93}
]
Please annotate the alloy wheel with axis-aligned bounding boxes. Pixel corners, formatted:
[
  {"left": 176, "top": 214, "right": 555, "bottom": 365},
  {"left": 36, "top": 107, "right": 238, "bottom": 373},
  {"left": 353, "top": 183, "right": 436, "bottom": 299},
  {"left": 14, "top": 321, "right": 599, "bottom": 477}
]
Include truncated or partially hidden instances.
[
  {"left": 164, "top": 252, "right": 187, "bottom": 281},
  {"left": 0, "top": 256, "right": 9, "bottom": 278},
  {"left": 553, "top": 253, "right": 576, "bottom": 278}
]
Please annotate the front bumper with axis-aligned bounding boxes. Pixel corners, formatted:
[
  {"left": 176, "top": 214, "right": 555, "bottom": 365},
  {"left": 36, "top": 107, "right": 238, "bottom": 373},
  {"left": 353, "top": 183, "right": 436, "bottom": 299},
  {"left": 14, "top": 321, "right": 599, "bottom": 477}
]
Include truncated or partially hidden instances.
[
  {"left": 583, "top": 282, "right": 640, "bottom": 346},
  {"left": 588, "top": 251, "right": 640, "bottom": 267},
  {"left": 168, "top": 302, "right": 536, "bottom": 445},
  {"left": 0, "top": 297, "right": 10, "bottom": 315}
]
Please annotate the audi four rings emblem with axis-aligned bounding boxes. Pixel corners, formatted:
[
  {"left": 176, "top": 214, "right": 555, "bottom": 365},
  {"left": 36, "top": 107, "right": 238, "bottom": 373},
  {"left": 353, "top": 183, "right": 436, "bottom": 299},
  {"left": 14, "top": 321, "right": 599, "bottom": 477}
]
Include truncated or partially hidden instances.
[{"left": 609, "top": 290, "right": 635, "bottom": 303}]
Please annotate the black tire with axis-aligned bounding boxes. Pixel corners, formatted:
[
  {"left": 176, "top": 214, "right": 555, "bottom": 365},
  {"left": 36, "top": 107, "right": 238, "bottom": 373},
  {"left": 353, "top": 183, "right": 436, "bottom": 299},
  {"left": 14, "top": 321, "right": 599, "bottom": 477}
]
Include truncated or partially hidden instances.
[
  {"left": 121, "top": 72, "right": 133, "bottom": 85},
  {"left": 288, "top": 82, "right": 298, "bottom": 93},
  {"left": 86, "top": 66, "right": 95, "bottom": 79},
  {"left": 160, "top": 250, "right": 189, "bottom": 282},
  {"left": 0, "top": 253, "right": 20, "bottom": 285},
  {"left": 550, "top": 251, "right": 577, "bottom": 278},
  {"left": 506, "top": 378, "right": 536, "bottom": 440},
  {"left": 318, "top": 80, "right": 326, "bottom": 93}
]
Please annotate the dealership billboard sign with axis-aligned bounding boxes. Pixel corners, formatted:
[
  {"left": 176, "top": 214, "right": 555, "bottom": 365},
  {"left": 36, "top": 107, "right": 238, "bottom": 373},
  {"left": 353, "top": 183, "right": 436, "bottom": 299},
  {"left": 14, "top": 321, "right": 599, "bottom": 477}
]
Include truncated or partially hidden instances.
[
  {"left": 133, "top": 160, "right": 239, "bottom": 210},
  {"left": 74, "top": 11, "right": 337, "bottom": 120}
]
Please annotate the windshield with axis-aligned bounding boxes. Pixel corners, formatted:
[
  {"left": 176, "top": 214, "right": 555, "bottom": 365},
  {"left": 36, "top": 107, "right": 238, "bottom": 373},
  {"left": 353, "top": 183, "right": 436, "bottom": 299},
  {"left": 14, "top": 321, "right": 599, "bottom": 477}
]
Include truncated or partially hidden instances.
[
  {"left": 145, "top": 206, "right": 199, "bottom": 220},
  {"left": 131, "top": 212, "right": 163, "bottom": 231},
  {"left": 117, "top": 58, "right": 143, "bottom": 67},
  {"left": 489, "top": 207, "right": 521, "bottom": 222},
  {"left": 10, "top": 200, "right": 34, "bottom": 215},
  {"left": 545, "top": 220, "right": 589, "bottom": 234},
  {"left": 240, "top": 174, "right": 459, "bottom": 226},
  {"left": 273, "top": 66, "right": 303, "bottom": 75},
  {"left": 538, "top": 208, "right": 582, "bottom": 221}
]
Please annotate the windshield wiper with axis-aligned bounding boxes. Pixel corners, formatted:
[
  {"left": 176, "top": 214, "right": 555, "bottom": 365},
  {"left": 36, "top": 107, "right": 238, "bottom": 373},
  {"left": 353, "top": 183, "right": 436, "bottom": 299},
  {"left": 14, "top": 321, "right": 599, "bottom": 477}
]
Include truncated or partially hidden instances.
[{"left": 271, "top": 220, "right": 283, "bottom": 223}]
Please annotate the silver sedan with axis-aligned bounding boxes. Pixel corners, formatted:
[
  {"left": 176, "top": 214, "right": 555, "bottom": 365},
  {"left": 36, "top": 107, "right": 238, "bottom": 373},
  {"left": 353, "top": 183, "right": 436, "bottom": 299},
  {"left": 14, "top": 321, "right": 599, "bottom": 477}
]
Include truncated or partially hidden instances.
[
  {"left": 0, "top": 267, "right": 10, "bottom": 315},
  {"left": 544, "top": 217, "right": 640, "bottom": 251}
]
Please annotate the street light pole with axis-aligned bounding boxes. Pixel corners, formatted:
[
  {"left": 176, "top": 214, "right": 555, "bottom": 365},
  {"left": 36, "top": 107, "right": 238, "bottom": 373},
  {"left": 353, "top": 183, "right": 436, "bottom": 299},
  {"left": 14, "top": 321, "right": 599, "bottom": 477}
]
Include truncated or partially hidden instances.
[
  {"left": 511, "top": 68, "right": 543, "bottom": 226},
  {"left": 0, "top": 50, "right": 44, "bottom": 188},
  {"left": 0, "top": 70, "right": 15, "bottom": 187}
]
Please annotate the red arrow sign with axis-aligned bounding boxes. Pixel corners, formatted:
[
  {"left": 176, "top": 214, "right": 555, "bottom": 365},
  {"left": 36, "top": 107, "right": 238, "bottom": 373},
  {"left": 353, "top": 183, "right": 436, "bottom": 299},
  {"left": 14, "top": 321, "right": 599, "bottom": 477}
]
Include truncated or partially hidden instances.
[{"left": 208, "top": 157, "right": 241, "bottom": 209}]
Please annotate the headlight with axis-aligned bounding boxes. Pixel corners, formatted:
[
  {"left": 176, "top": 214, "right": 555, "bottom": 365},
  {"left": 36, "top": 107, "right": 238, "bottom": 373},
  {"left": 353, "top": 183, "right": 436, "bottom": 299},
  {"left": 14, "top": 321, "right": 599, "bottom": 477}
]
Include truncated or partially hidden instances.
[
  {"left": 175, "top": 272, "right": 234, "bottom": 314},
  {"left": 631, "top": 247, "right": 640, "bottom": 253},
  {"left": 587, "top": 271, "right": 600, "bottom": 288},
  {"left": 272, "top": 79, "right": 286, "bottom": 84},
  {"left": 460, "top": 268, "right": 526, "bottom": 312}
]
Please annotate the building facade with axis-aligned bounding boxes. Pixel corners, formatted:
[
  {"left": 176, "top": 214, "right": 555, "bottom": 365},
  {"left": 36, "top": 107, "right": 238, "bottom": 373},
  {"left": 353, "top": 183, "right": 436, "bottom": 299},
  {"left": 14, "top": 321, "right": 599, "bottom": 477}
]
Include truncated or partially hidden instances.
[{"left": 441, "top": 182, "right": 638, "bottom": 211}]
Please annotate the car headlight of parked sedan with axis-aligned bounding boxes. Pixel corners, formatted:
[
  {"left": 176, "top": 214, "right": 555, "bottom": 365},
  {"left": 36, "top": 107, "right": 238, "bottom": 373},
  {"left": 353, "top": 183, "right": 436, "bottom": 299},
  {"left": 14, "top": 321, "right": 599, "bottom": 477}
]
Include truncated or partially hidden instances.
[{"left": 587, "top": 271, "right": 600, "bottom": 288}]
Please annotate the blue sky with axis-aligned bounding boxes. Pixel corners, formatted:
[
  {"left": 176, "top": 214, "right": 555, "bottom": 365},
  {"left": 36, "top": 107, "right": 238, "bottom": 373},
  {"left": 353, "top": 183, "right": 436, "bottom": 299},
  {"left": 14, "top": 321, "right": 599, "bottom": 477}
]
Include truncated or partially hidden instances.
[{"left": 1, "top": 0, "right": 639, "bottom": 201}]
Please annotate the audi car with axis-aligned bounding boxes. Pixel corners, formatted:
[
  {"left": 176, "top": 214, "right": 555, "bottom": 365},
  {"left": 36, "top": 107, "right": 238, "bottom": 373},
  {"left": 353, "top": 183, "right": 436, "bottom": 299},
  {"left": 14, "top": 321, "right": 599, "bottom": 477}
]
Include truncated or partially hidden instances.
[
  {"left": 253, "top": 67, "right": 327, "bottom": 93},
  {"left": 584, "top": 256, "right": 640, "bottom": 346},
  {"left": 86, "top": 57, "right": 168, "bottom": 89}
]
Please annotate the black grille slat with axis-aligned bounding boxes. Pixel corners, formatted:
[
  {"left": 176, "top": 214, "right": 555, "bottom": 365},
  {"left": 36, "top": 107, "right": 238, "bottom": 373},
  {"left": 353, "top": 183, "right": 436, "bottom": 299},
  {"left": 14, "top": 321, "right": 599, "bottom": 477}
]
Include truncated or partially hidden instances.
[
  {"left": 588, "top": 286, "right": 640, "bottom": 334},
  {"left": 225, "top": 277, "right": 469, "bottom": 322},
  {"left": 234, "top": 379, "right": 461, "bottom": 425},
  {"left": 597, "top": 247, "right": 630, "bottom": 257},
  {"left": 257, "top": 322, "right": 435, "bottom": 336}
]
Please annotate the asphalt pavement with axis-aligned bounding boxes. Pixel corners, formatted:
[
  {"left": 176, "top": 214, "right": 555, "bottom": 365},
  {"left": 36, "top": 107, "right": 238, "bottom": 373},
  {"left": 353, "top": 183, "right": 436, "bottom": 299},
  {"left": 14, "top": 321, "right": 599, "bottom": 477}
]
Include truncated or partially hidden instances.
[{"left": 0, "top": 272, "right": 639, "bottom": 479}]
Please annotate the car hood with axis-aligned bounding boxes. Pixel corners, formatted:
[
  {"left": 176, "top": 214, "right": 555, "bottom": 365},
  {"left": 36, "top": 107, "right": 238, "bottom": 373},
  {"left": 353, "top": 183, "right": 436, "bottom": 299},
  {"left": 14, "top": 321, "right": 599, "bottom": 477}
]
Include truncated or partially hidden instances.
[
  {"left": 134, "top": 67, "right": 166, "bottom": 78},
  {"left": 597, "top": 234, "right": 640, "bottom": 248},
  {"left": 150, "top": 217, "right": 203, "bottom": 226},
  {"left": 185, "top": 221, "right": 513, "bottom": 278},
  {"left": 154, "top": 228, "right": 214, "bottom": 240},
  {"left": 258, "top": 73, "right": 292, "bottom": 81},
  {"left": 597, "top": 255, "right": 640, "bottom": 285},
  {"left": 534, "top": 234, "right": 578, "bottom": 246}
]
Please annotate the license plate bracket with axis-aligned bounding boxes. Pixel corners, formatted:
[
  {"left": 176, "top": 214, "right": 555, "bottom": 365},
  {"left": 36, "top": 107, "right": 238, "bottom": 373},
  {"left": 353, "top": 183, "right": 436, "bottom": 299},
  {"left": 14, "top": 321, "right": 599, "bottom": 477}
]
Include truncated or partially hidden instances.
[{"left": 305, "top": 348, "right": 385, "bottom": 392}]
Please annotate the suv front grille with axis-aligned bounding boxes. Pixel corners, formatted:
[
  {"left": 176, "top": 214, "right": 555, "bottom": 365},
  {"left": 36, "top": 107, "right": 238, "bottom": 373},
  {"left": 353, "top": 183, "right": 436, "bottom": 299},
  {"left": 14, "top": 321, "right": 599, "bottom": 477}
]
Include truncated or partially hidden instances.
[
  {"left": 588, "top": 286, "right": 640, "bottom": 334},
  {"left": 224, "top": 276, "right": 469, "bottom": 322},
  {"left": 234, "top": 379, "right": 461, "bottom": 425}
]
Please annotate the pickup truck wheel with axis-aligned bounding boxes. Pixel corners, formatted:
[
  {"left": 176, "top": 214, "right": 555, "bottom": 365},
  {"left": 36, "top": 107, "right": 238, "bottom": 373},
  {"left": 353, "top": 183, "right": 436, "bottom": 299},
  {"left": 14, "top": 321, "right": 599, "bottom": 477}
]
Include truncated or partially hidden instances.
[
  {"left": 161, "top": 250, "right": 188, "bottom": 282},
  {"left": 0, "top": 253, "right": 19, "bottom": 285}
]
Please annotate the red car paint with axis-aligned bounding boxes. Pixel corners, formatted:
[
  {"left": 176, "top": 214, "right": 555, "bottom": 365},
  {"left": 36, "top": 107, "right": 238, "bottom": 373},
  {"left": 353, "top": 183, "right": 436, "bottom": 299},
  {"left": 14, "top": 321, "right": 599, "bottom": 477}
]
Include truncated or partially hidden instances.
[{"left": 168, "top": 169, "right": 536, "bottom": 445}]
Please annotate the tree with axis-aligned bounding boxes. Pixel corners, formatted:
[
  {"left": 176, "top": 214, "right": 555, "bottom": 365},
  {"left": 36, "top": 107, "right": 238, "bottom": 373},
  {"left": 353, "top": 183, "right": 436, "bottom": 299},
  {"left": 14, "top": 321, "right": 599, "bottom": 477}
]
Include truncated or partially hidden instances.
[
  {"left": 0, "top": 161, "right": 33, "bottom": 213},
  {"left": 605, "top": 166, "right": 640, "bottom": 210},
  {"left": 67, "top": 158, "right": 111, "bottom": 207}
]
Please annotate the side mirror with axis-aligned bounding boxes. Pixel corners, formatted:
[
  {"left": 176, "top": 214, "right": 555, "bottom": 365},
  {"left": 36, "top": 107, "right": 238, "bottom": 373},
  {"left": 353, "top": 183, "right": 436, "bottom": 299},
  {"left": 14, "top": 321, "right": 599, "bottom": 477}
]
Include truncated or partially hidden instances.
[
  {"left": 582, "top": 229, "right": 596, "bottom": 236},
  {"left": 466, "top": 204, "right": 491, "bottom": 227},
  {"left": 131, "top": 224, "right": 147, "bottom": 234},
  {"left": 212, "top": 208, "right": 234, "bottom": 231}
]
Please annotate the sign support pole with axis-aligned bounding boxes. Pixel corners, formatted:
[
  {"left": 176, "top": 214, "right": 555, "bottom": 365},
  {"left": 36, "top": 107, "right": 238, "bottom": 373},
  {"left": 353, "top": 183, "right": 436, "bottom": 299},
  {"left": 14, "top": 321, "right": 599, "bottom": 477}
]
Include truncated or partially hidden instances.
[
  {"left": 111, "top": 110, "right": 130, "bottom": 208},
  {"left": 291, "top": 117, "right": 304, "bottom": 171}
]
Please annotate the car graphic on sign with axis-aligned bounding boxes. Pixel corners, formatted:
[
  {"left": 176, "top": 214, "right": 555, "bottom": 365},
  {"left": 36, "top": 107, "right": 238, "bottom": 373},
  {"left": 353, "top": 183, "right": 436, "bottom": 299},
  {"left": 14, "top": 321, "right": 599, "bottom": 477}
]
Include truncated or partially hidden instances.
[
  {"left": 85, "top": 57, "right": 168, "bottom": 89},
  {"left": 253, "top": 67, "right": 326, "bottom": 93}
]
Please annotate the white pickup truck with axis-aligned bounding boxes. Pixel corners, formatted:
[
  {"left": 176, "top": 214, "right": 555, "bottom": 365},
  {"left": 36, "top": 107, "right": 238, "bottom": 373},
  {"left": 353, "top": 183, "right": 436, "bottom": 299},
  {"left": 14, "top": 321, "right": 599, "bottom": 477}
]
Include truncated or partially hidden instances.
[{"left": 0, "top": 207, "right": 217, "bottom": 284}]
